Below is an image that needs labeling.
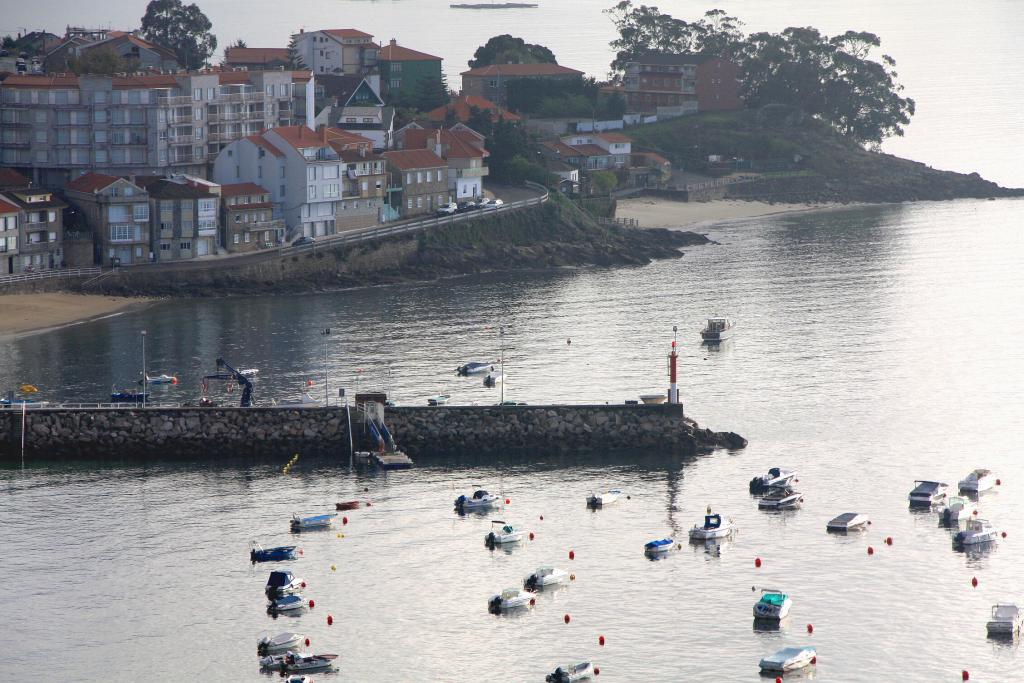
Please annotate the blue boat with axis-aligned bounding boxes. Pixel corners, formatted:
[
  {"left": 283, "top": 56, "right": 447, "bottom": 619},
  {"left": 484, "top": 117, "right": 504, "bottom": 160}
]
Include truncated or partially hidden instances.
[
  {"left": 644, "top": 538, "right": 674, "bottom": 554},
  {"left": 110, "top": 389, "right": 149, "bottom": 403},
  {"left": 250, "top": 541, "right": 298, "bottom": 563},
  {"left": 290, "top": 513, "right": 336, "bottom": 532},
  {"left": 267, "top": 594, "right": 305, "bottom": 613}
]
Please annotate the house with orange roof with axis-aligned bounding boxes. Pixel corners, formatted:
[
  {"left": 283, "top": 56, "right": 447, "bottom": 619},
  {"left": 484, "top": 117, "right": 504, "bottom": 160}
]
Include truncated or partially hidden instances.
[
  {"left": 460, "top": 63, "right": 584, "bottom": 107},
  {"left": 377, "top": 39, "right": 444, "bottom": 104},
  {"left": 424, "top": 94, "right": 520, "bottom": 126},
  {"left": 223, "top": 47, "right": 291, "bottom": 70},
  {"left": 400, "top": 127, "right": 488, "bottom": 200},
  {"left": 291, "top": 28, "right": 379, "bottom": 77},
  {"left": 44, "top": 30, "right": 180, "bottom": 74},
  {"left": 381, "top": 149, "right": 450, "bottom": 218},
  {"left": 219, "top": 182, "right": 286, "bottom": 252},
  {"left": 65, "top": 172, "right": 151, "bottom": 266},
  {"left": 213, "top": 125, "right": 388, "bottom": 237}
]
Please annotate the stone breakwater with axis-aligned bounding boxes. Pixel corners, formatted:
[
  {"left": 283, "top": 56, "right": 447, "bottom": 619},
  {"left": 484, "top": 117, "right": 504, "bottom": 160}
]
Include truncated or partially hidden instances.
[{"left": 0, "top": 404, "right": 746, "bottom": 460}]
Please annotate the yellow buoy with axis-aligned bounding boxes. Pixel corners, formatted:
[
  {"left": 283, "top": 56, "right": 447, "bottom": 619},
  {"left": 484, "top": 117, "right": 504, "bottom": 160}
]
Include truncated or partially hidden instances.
[{"left": 331, "top": 564, "right": 337, "bottom": 571}]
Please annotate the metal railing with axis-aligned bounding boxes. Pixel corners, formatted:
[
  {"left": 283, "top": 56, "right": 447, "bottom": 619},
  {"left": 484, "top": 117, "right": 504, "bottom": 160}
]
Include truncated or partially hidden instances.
[{"left": 0, "top": 267, "right": 101, "bottom": 286}]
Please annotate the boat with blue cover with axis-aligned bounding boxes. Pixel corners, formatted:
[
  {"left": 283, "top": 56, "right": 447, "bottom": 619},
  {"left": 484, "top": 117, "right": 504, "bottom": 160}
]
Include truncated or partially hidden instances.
[
  {"left": 455, "top": 489, "right": 499, "bottom": 512},
  {"left": 265, "top": 570, "right": 304, "bottom": 598},
  {"left": 110, "top": 388, "right": 149, "bottom": 403},
  {"left": 290, "top": 513, "right": 336, "bottom": 532},
  {"left": 250, "top": 541, "right": 297, "bottom": 563},
  {"left": 644, "top": 538, "right": 674, "bottom": 554},
  {"left": 689, "top": 513, "right": 736, "bottom": 540},
  {"left": 267, "top": 594, "right": 306, "bottom": 613}
]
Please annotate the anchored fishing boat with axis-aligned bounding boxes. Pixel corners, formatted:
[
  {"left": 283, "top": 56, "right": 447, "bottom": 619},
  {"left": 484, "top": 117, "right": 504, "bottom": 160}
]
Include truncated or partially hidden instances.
[
  {"left": 250, "top": 541, "right": 297, "bottom": 563},
  {"left": 758, "top": 485, "right": 803, "bottom": 510},
  {"left": 265, "top": 570, "right": 304, "bottom": 598},
  {"left": 457, "top": 361, "right": 495, "bottom": 376},
  {"left": 586, "top": 488, "right": 623, "bottom": 507},
  {"left": 546, "top": 662, "right": 594, "bottom": 682},
  {"left": 485, "top": 520, "right": 524, "bottom": 546},
  {"left": 427, "top": 394, "right": 451, "bottom": 406},
  {"left": 524, "top": 566, "right": 569, "bottom": 591},
  {"left": 290, "top": 513, "right": 336, "bottom": 532},
  {"left": 257, "top": 631, "right": 305, "bottom": 655},
  {"left": 953, "top": 518, "right": 999, "bottom": 547},
  {"left": 275, "top": 392, "right": 322, "bottom": 408},
  {"left": 759, "top": 646, "right": 816, "bottom": 672},
  {"left": 110, "top": 387, "right": 149, "bottom": 403},
  {"left": 749, "top": 467, "right": 796, "bottom": 494},
  {"left": 908, "top": 480, "right": 948, "bottom": 507},
  {"left": 644, "top": 538, "right": 674, "bottom": 555},
  {"left": 940, "top": 496, "right": 977, "bottom": 526},
  {"left": 700, "top": 317, "right": 734, "bottom": 342},
  {"left": 455, "top": 489, "right": 500, "bottom": 512},
  {"left": 139, "top": 373, "right": 177, "bottom": 385},
  {"left": 335, "top": 500, "right": 362, "bottom": 511},
  {"left": 753, "top": 589, "right": 793, "bottom": 620},
  {"left": 987, "top": 603, "right": 1023, "bottom": 637},
  {"left": 488, "top": 587, "right": 533, "bottom": 613},
  {"left": 959, "top": 468, "right": 995, "bottom": 494},
  {"left": 259, "top": 651, "right": 338, "bottom": 673},
  {"left": 826, "top": 512, "right": 870, "bottom": 532},
  {"left": 689, "top": 513, "right": 736, "bottom": 540},
  {"left": 267, "top": 594, "right": 306, "bottom": 613}
]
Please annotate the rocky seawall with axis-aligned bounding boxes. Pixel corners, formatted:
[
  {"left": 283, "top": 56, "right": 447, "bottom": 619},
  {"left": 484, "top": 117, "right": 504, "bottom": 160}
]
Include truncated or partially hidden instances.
[{"left": 0, "top": 404, "right": 746, "bottom": 460}]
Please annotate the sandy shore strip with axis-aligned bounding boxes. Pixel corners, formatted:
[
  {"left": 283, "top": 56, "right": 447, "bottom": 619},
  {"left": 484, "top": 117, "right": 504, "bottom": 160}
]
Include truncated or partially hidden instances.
[
  {"left": 0, "top": 293, "right": 154, "bottom": 339},
  {"left": 617, "top": 197, "right": 863, "bottom": 230}
]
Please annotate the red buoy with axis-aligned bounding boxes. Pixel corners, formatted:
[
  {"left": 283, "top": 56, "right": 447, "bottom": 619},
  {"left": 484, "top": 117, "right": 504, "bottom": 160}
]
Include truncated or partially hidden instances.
[
  {"left": 569, "top": 550, "right": 575, "bottom": 560},
  {"left": 171, "top": 377, "right": 178, "bottom": 385},
  {"left": 307, "top": 379, "right": 314, "bottom": 386},
  {"left": 867, "top": 546, "right": 874, "bottom": 555},
  {"left": 594, "top": 667, "right": 600, "bottom": 676},
  {"left": 807, "top": 623, "right": 813, "bottom": 634},
  {"left": 775, "top": 678, "right": 782, "bottom": 683},
  {"left": 570, "top": 574, "right": 576, "bottom": 581},
  {"left": 1002, "top": 531, "right": 1007, "bottom": 538},
  {"left": 308, "top": 599, "right": 315, "bottom": 608},
  {"left": 962, "top": 671, "right": 970, "bottom": 681},
  {"left": 973, "top": 509, "right": 979, "bottom": 516},
  {"left": 885, "top": 536, "right": 893, "bottom": 546},
  {"left": 540, "top": 515, "right": 544, "bottom": 521},
  {"left": 564, "top": 614, "right": 571, "bottom": 624},
  {"left": 327, "top": 614, "right": 333, "bottom": 626},
  {"left": 505, "top": 498, "right": 511, "bottom": 504},
  {"left": 529, "top": 532, "right": 535, "bottom": 540},
  {"left": 366, "top": 501, "right": 372, "bottom": 507},
  {"left": 996, "top": 479, "right": 1002, "bottom": 486},
  {"left": 298, "top": 548, "right": 304, "bottom": 555},
  {"left": 300, "top": 581, "right": 307, "bottom": 588},
  {"left": 754, "top": 557, "right": 762, "bottom": 568},
  {"left": 599, "top": 635, "right": 605, "bottom": 646},
  {"left": 529, "top": 598, "right": 536, "bottom": 606},
  {"left": 972, "top": 577, "right": 978, "bottom": 588},
  {"left": 305, "top": 637, "right": 310, "bottom": 647},
  {"left": 342, "top": 516, "right": 348, "bottom": 525},
  {"left": 811, "top": 656, "right": 817, "bottom": 665}
]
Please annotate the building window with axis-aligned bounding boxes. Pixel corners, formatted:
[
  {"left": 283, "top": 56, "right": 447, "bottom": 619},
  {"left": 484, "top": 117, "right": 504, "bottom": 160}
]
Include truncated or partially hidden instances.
[
  {"left": 392, "top": 63, "right": 402, "bottom": 73},
  {"left": 109, "top": 224, "right": 133, "bottom": 242},
  {"left": 234, "top": 214, "right": 242, "bottom": 223},
  {"left": 193, "top": 89, "right": 202, "bottom": 101},
  {"left": 436, "top": 170, "right": 443, "bottom": 182},
  {"left": 407, "top": 198, "right": 412, "bottom": 209},
  {"left": 416, "top": 197, "right": 422, "bottom": 208},
  {"left": 389, "top": 79, "right": 400, "bottom": 89},
  {"left": 233, "top": 233, "right": 240, "bottom": 244},
  {"left": 244, "top": 232, "right": 251, "bottom": 243},
  {"left": 133, "top": 204, "right": 149, "bottom": 221},
  {"left": 160, "top": 243, "right": 170, "bottom": 251},
  {"left": 307, "top": 185, "right": 316, "bottom": 199},
  {"left": 181, "top": 241, "right": 192, "bottom": 251},
  {"left": 307, "top": 166, "right": 316, "bottom": 181},
  {"left": 416, "top": 171, "right": 423, "bottom": 183},
  {"left": 195, "top": 127, "right": 203, "bottom": 139},
  {"left": 195, "top": 107, "right": 203, "bottom": 120}
]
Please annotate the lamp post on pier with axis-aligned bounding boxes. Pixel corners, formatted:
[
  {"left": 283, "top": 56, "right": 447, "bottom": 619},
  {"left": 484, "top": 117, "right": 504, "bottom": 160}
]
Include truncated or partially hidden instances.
[
  {"left": 141, "top": 330, "right": 147, "bottom": 408},
  {"left": 499, "top": 326, "right": 505, "bottom": 405},
  {"left": 321, "top": 328, "right": 331, "bottom": 406}
]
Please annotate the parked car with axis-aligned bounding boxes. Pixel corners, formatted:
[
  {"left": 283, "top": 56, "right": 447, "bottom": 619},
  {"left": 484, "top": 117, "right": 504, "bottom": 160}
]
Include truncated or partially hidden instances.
[
  {"left": 477, "top": 197, "right": 493, "bottom": 208},
  {"left": 437, "top": 202, "right": 458, "bottom": 216},
  {"left": 490, "top": 198, "right": 505, "bottom": 209},
  {"left": 456, "top": 201, "right": 478, "bottom": 213},
  {"left": 291, "top": 236, "right": 316, "bottom": 247}
]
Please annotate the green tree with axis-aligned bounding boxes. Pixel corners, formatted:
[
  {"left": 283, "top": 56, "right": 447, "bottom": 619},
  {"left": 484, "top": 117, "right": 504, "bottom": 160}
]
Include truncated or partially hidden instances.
[
  {"left": 68, "top": 48, "right": 134, "bottom": 75},
  {"left": 140, "top": 0, "right": 217, "bottom": 70},
  {"left": 230, "top": 38, "right": 247, "bottom": 49},
  {"left": 499, "top": 155, "right": 556, "bottom": 186},
  {"left": 468, "top": 35, "right": 557, "bottom": 68},
  {"left": 590, "top": 170, "right": 618, "bottom": 195},
  {"left": 2, "top": 36, "right": 15, "bottom": 49},
  {"left": 287, "top": 35, "right": 306, "bottom": 69}
]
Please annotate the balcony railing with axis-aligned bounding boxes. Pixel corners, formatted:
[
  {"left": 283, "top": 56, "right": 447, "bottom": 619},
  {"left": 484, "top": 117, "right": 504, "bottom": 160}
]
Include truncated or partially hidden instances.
[
  {"left": 167, "top": 113, "right": 192, "bottom": 124},
  {"left": 168, "top": 135, "right": 195, "bottom": 145},
  {"left": 456, "top": 167, "right": 489, "bottom": 178},
  {"left": 1, "top": 139, "right": 30, "bottom": 147},
  {"left": 216, "top": 92, "right": 264, "bottom": 103},
  {"left": 159, "top": 95, "right": 193, "bottom": 106}
]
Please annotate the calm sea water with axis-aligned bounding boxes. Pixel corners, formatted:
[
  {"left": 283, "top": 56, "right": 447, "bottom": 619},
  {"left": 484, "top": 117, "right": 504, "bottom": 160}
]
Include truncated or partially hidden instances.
[{"left": 3, "top": 197, "right": 1024, "bottom": 680}]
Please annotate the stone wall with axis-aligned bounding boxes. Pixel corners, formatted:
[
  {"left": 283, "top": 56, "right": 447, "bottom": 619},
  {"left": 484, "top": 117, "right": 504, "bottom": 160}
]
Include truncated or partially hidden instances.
[{"left": 0, "top": 403, "right": 745, "bottom": 461}]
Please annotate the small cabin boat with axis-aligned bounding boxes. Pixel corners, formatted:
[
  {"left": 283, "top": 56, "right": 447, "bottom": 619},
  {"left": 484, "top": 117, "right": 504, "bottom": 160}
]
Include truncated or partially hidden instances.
[
  {"left": 267, "top": 594, "right": 306, "bottom": 613},
  {"left": 758, "top": 485, "right": 803, "bottom": 510},
  {"left": 524, "top": 566, "right": 569, "bottom": 591},
  {"left": 644, "top": 538, "right": 674, "bottom": 555},
  {"left": 759, "top": 646, "right": 816, "bottom": 672},
  {"left": 483, "top": 371, "right": 503, "bottom": 387},
  {"left": 486, "top": 521, "right": 524, "bottom": 546},
  {"left": 638, "top": 393, "right": 667, "bottom": 405},
  {"left": 700, "top": 317, "right": 734, "bottom": 342},
  {"left": 908, "top": 480, "right": 948, "bottom": 507},
  {"left": 257, "top": 631, "right": 305, "bottom": 656},
  {"left": 110, "top": 388, "right": 149, "bottom": 404},
  {"left": 959, "top": 469, "right": 995, "bottom": 494},
  {"left": 427, "top": 394, "right": 451, "bottom": 406},
  {"left": 586, "top": 488, "right": 623, "bottom": 507},
  {"left": 239, "top": 368, "right": 259, "bottom": 377},
  {"left": 953, "top": 518, "right": 999, "bottom": 547},
  {"left": 275, "top": 392, "right": 322, "bottom": 408},
  {"left": 335, "top": 500, "right": 362, "bottom": 511},
  {"left": 455, "top": 489, "right": 499, "bottom": 512},
  {"left": 457, "top": 361, "right": 494, "bottom": 376},
  {"left": 260, "top": 652, "right": 338, "bottom": 673},
  {"left": 139, "top": 373, "right": 178, "bottom": 385},
  {"left": 488, "top": 587, "right": 533, "bottom": 613},
  {"left": 749, "top": 467, "right": 796, "bottom": 494},
  {"left": 986, "top": 603, "right": 1023, "bottom": 637},
  {"left": 546, "top": 662, "right": 594, "bottom": 682},
  {"left": 940, "top": 496, "right": 977, "bottom": 526},
  {"left": 290, "top": 513, "right": 336, "bottom": 532},
  {"left": 250, "top": 541, "right": 297, "bottom": 563},
  {"left": 753, "top": 589, "right": 793, "bottom": 620},
  {"left": 284, "top": 676, "right": 312, "bottom": 683},
  {"left": 689, "top": 514, "right": 736, "bottom": 540},
  {"left": 265, "top": 570, "right": 304, "bottom": 598},
  {"left": 826, "top": 512, "right": 870, "bottom": 532}
]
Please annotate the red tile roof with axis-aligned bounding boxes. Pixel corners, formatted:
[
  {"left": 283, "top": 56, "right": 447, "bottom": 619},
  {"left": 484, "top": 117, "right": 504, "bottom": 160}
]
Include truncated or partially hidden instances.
[
  {"left": 378, "top": 42, "right": 442, "bottom": 62},
  {"left": 404, "top": 129, "right": 487, "bottom": 159},
  {"left": 220, "top": 182, "right": 271, "bottom": 197},
  {"left": 292, "top": 70, "right": 313, "bottom": 83},
  {"left": 382, "top": 149, "right": 447, "bottom": 170},
  {"left": 0, "top": 197, "right": 19, "bottom": 214},
  {"left": 597, "top": 132, "right": 632, "bottom": 143},
  {"left": 424, "top": 95, "right": 520, "bottom": 124},
  {"left": 224, "top": 47, "right": 290, "bottom": 65},
  {"left": 1, "top": 74, "right": 80, "bottom": 88},
  {"left": 65, "top": 172, "right": 122, "bottom": 193},
  {"left": 573, "top": 144, "right": 613, "bottom": 157},
  {"left": 323, "top": 29, "right": 373, "bottom": 40},
  {"left": 268, "top": 126, "right": 373, "bottom": 153},
  {"left": 246, "top": 135, "right": 284, "bottom": 158},
  {"left": 460, "top": 63, "right": 583, "bottom": 77},
  {"left": 112, "top": 74, "right": 180, "bottom": 88},
  {"left": 541, "top": 140, "right": 581, "bottom": 157},
  {"left": 0, "top": 168, "right": 31, "bottom": 189}
]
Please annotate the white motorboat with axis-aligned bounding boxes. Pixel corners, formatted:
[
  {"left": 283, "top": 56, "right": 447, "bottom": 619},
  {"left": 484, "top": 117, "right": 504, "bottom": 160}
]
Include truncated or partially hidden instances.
[
  {"left": 427, "top": 394, "right": 451, "bottom": 406},
  {"left": 290, "top": 513, "right": 336, "bottom": 532},
  {"left": 275, "top": 392, "right": 321, "bottom": 408},
  {"left": 284, "top": 677, "right": 312, "bottom": 683},
  {"left": 262, "top": 652, "right": 338, "bottom": 673},
  {"left": 483, "top": 371, "right": 503, "bottom": 387},
  {"left": 457, "top": 361, "right": 495, "bottom": 376},
  {"left": 908, "top": 480, "right": 948, "bottom": 506},
  {"left": 959, "top": 469, "right": 995, "bottom": 494},
  {"left": 265, "top": 570, "right": 304, "bottom": 598},
  {"left": 546, "top": 662, "right": 594, "bottom": 682},
  {"left": 524, "top": 566, "right": 569, "bottom": 591},
  {"left": 758, "top": 485, "right": 803, "bottom": 510},
  {"left": 953, "top": 518, "right": 999, "bottom": 546},
  {"left": 986, "top": 603, "right": 1024, "bottom": 637},
  {"left": 940, "top": 496, "right": 977, "bottom": 526},
  {"left": 267, "top": 594, "right": 306, "bottom": 613},
  {"left": 753, "top": 589, "right": 793, "bottom": 620},
  {"left": 689, "top": 513, "right": 736, "bottom": 540},
  {"left": 638, "top": 393, "right": 667, "bottom": 405},
  {"left": 759, "top": 646, "right": 816, "bottom": 672},
  {"left": 239, "top": 368, "right": 260, "bottom": 377},
  {"left": 488, "top": 587, "right": 533, "bottom": 613},
  {"left": 586, "top": 488, "right": 623, "bottom": 507},
  {"left": 143, "top": 373, "right": 178, "bottom": 385},
  {"left": 700, "top": 317, "right": 734, "bottom": 342},
  {"left": 749, "top": 467, "right": 797, "bottom": 494},
  {"left": 257, "top": 631, "right": 305, "bottom": 655},
  {"left": 826, "top": 512, "right": 870, "bottom": 532},
  {"left": 486, "top": 520, "right": 524, "bottom": 545},
  {"left": 454, "top": 489, "right": 500, "bottom": 511},
  {"left": 644, "top": 538, "right": 674, "bottom": 555}
]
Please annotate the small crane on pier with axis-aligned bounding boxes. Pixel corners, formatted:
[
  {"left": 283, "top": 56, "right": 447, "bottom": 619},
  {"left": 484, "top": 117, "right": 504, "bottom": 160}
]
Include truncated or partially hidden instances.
[{"left": 202, "top": 357, "right": 255, "bottom": 407}]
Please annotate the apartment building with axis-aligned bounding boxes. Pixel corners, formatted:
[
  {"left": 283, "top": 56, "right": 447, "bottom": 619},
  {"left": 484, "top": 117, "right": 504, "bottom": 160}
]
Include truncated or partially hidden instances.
[
  {"left": 136, "top": 175, "right": 221, "bottom": 260},
  {"left": 619, "top": 53, "right": 741, "bottom": 114},
  {"left": 0, "top": 69, "right": 302, "bottom": 188},
  {"left": 381, "top": 149, "right": 449, "bottom": 218},
  {"left": 220, "top": 182, "right": 285, "bottom": 252},
  {"left": 459, "top": 63, "right": 584, "bottom": 107},
  {"left": 0, "top": 197, "right": 19, "bottom": 275},
  {"left": 213, "top": 125, "right": 387, "bottom": 238},
  {"left": 291, "top": 29, "right": 378, "bottom": 76},
  {"left": 0, "top": 186, "right": 67, "bottom": 272},
  {"left": 377, "top": 39, "right": 443, "bottom": 102},
  {"left": 44, "top": 30, "right": 180, "bottom": 73},
  {"left": 64, "top": 172, "right": 151, "bottom": 266}
]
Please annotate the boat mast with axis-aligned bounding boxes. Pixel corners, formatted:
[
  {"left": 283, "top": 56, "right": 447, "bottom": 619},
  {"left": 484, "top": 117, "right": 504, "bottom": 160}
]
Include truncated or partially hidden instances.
[{"left": 141, "top": 329, "right": 147, "bottom": 408}]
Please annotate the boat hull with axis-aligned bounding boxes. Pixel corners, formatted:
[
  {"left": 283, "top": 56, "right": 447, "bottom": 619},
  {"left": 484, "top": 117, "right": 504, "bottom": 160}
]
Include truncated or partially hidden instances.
[{"left": 689, "top": 525, "right": 735, "bottom": 540}]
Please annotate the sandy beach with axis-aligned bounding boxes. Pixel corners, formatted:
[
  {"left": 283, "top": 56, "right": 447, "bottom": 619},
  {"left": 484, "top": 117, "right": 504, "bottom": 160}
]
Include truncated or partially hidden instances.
[
  {"left": 0, "top": 293, "right": 153, "bottom": 338},
  {"left": 616, "top": 197, "right": 861, "bottom": 230}
]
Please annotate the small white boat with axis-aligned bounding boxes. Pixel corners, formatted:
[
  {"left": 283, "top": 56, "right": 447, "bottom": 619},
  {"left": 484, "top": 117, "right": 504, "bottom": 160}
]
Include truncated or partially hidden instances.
[
  {"left": 265, "top": 570, "right": 304, "bottom": 597},
  {"left": 959, "top": 468, "right": 995, "bottom": 494},
  {"left": 908, "top": 480, "right": 948, "bottom": 506},
  {"left": 267, "top": 594, "right": 306, "bottom": 613},
  {"left": 457, "top": 361, "right": 495, "bottom": 376},
  {"left": 290, "top": 513, "right": 336, "bottom": 532},
  {"left": 427, "top": 394, "right": 451, "bottom": 406},
  {"left": 700, "top": 317, "right": 734, "bottom": 342},
  {"left": 749, "top": 467, "right": 797, "bottom": 494},
  {"left": 546, "top": 662, "right": 594, "bottom": 682},
  {"left": 143, "top": 373, "right": 178, "bottom": 385},
  {"left": 759, "top": 646, "right": 816, "bottom": 672},
  {"left": 986, "top": 603, "right": 1024, "bottom": 637},
  {"left": 239, "top": 368, "right": 260, "bottom": 377},
  {"left": 284, "top": 677, "right": 312, "bottom": 683},
  {"left": 940, "top": 496, "right": 977, "bottom": 526},
  {"left": 953, "top": 518, "right": 999, "bottom": 546},
  {"left": 483, "top": 371, "right": 503, "bottom": 387},
  {"left": 644, "top": 538, "right": 674, "bottom": 555},
  {"left": 276, "top": 392, "right": 322, "bottom": 408},
  {"left": 827, "top": 512, "right": 870, "bottom": 532},
  {"left": 261, "top": 652, "right": 338, "bottom": 673},
  {"left": 486, "top": 520, "right": 524, "bottom": 545},
  {"left": 758, "top": 485, "right": 803, "bottom": 510},
  {"left": 638, "top": 393, "right": 667, "bottom": 405},
  {"left": 488, "top": 587, "right": 533, "bottom": 613},
  {"left": 586, "top": 488, "right": 623, "bottom": 507},
  {"left": 524, "top": 565, "right": 569, "bottom": 591},
  {"left": 753, "top": 589, "right": 793, "bottom": 620},
  {"left": 455, "top": 489, "right": 500, "bottom": 511},
  {"left": 257, "top": 631, "right": 305, "bottom": 655},
  {"left": 689, "top": 513, "right": 736, "bottom": 540}
]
